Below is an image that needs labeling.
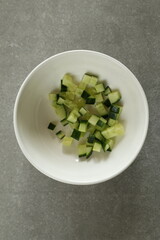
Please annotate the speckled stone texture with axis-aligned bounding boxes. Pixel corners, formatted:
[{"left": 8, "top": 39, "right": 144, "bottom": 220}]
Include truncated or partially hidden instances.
[{"left": 0, "top": 0, "right": 159, "bottom": 239}]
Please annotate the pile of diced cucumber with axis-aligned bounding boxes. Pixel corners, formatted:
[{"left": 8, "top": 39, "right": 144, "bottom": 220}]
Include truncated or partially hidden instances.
[{"left": 48, "top": 73, "right": 124, "bottom": 159}]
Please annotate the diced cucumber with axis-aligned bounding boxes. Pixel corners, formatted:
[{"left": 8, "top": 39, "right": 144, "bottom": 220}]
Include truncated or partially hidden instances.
[
  {"left": 69, "top": 122, "right": 79, "bottom": 129},
  {"left": 86, "top": 97, "right": 95, "bottom": 104},
  {"left": 108, "top": 118, "right": 117, "bottom": 127},
  {"left": 96, "top": 103, "right": 108, "bottom": 116},
  {"left": 60, "top": 119, "right": 69, "bottom": 126},
  {"left": 59, "top": 92, "right": 66, "bottom": 98},
  {"left": 86, "top": 146, "right": 93, "bottom": 158},
  {"left": 87, "top": 124, "right": 96, "bottom": 134},
  {"left": 80, "top": 132, "right": 86, "bottom": 138},
  {"left": 107, "top": 139, "right": 114, "bottom": 151},
  {"left": 56, "top": 130, "right": 65, "bottom": 139},
  {"left": 110, "top": 105, "right": 123, "bottom": 120},
  {"left": 67, "top": 109, "right": 80, "bottom": 123},
  {"left": 102, "top": 140, "right": 109, "bottom": 151},
  {"left": 76, "top": 98, "right": 85, "bottom": 108},
  {"left": 103, "top": 98, "right": 111, "bottom": 107},
  {"left": 78, "top": 144, "right": 86, "bottom": 158},
  {"left": 81, "top": 90, "right": 90, "bottom": 99},
  {"left": 82, "top": 74, "right": 92, "bottom": 84},
  {"left": 102, "top": 123, "right": 124, "bottom": 139},
  {"left": 75, "top": 88, "right": 83, "bottom": 97},
  {"left": 88, "top": 134, "right": 96, "bottom": 143},
  {"left": 96, "top": 117, "right": 107, "bottom": 128},
  {"left": 93, "top": 141, "right": 102, "bottom": 152},
  {"left": 88, "top": 115, "right": 99, "bottom": 126},
  {"left": 104, "top": 86, "right": 111, "bottom": 96},
  {"left": 86, "top": 87, "right": 96, "bottom": 96},
  {"left": 101, "top": 114, "right": 109, "bottom": 120},
  {"left": 79, "top": 81, "right": 87, "bottom": 90},
  {"left": 78, "top": 120, "right": 88, "bottom": 132},
  {"left": 90, "top": 76, "right": 98, "bottom": 87},
  {"left": 65, "top": 92, "right": 75, "bottom": 100},
  {"left": 95, "top": 124, "right": 106, "bottom": 132},
  {"left": 95, "top": 83, "right": 105, "bottom": 93},
  {"left": 61, "top": 80, "right": 67, "bottom": 92},
  {"left": 110, "top": 104, "right": 122, "bottom": 114},
  {"left": 72, "top": 109, "right": 81, "bottom": 117},
  {"left": 79, "top": 107, "right": 87, "bottom": 116},
  {"left": 94, "top": 130, "right": 104, "bottom": 141},
  {"left": 48, "top": 122, "right": 56, "bottom": 130},
  {"left": 52, "top": 100, "right": 57, "bottom": 107},
  {"left": 62, "top": 74, "right": 77, "bottom": 91},
  {"left": 63, "top": 99, "right": 76, "bottom": 109},
  {"left": 67, "top": 111, "right": 78, "bottom": 123},
  {"left": 57, "top": 97, "right": 65, "bottom": 105},
  {"left": 108, "top": 112, "right": 118, "bottom": 120},
  {"left": 82, "top": 74, "right": 98, "bottom": 87},
  {"left": 103, "top": 139, "right": 114, "bottom": 152},
  {"left": 95, "top": 93, "right": 103, "bottom": 103},
  {"left": 62, "top": 73, "right": 73, "bottom": 85},
  {"left": 71, "top": 129, "right": 81, "bottom": 140},
  {"left": 62, "top": 136, "right": 73, "bottom": 146},
  {"left": 86, "top": 142, "right": 94, "bottom": 147},
  {"left": 81, "top": 112, "right": 91, "bottom": 121},
  {"left": 108, "top": 90, "right": 121, "bottom": 104},
  {"left": 48, "top": 93, "right": 58, "bottom": 101},
  {"left": 55, "top": 104, "right": 67, "bottom": 121}
]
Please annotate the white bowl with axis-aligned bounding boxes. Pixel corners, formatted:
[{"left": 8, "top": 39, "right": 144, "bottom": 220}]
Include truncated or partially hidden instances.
[{"left": 14, "top": 50, "right": 149, "bottom": 185}]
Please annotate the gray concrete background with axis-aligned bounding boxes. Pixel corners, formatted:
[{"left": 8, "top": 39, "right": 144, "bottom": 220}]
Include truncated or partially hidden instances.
[{"left": 0, "top": 0, "right": 159, "bottom": 239}]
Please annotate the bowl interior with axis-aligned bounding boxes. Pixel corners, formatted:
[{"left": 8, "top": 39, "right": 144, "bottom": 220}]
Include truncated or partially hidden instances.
[{"left": 14, "top": 51, "right": 148, "bottom": 184}]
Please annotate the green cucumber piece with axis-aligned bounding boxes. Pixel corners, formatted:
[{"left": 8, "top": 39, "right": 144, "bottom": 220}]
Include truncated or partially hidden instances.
[
  {"left": 86, "top": 146, "right": 93, "bottom": 158},
  {"left": 61, "top": 80, "right": 67, "bottom": 92},
  {"left": 62, "top": 74, "right": 77, "bottom": 91},
  {"left": 60, "top": 119, "right": 69, "bottom": 126},
  {"left": 82, "top": 74, "right": 92, "bottom": 84},
  {"left": 88, "top": 134, "right": 96, "bottom": 143},
  {"left": 93, "top": 141, "right": 102, "bottom": 152},
  {"left": 86, "top": 97, "right": 95, "bottom": 104},
  {"left": 88, "top": 115, "right": 99, "bottom": 126},
  {"left": 55, "top": 104, "right": 67, "bottom": 121},
  {"left": 56, "top": 130, "right": 65, "bottom": 140},
  {"left": 48, "top": 122, "right": 56, "bottom": 130},
  {"left": 96, "top": 117, "right": 107, "bottom": 128},
  {"left": 108, "top": 90, "right": 121, "bottom": 104},
  {"left": 96, "top": 103, "right": 108, "bottom": 116},
  {"left": 102, "top": 123, "right": 124, "bottom": 139},
  {"left": 104, "top": 86, "right": 111, "bottom": 96},
  {"left": 48, "top": 93, "right": 58, "bottom": 101},
  {"left": 78, "top": 120, "right": 88, "bottom": 132},
  {"left": 103, "top": 139, "right": 114, "bottom": 152},
  {"left": 57, "top": 97, "right": 65, "bottom": 105},
  {"left": 108, "top": 118, "right": 117, "bottom": 127},
  {"left": 79, "top": 107, "right": 87, "bottom": 116},
  {"left": 81, "top": 90, "right": 90, "bottom": 99},
  {"left": 90, "top": 76, "right": 98, "bottom": 87},
  {"left": 62, "top": 136, "right": 73, "bottom": 146},
  {"left": 95, "top": 83, "right": 105, "bottom": 93},
  {"left": 95, "top": 93, "right": 103, "bottom": 103},
  {"left": 69, "top": 122, "right": 79, "bottom": 129},
  {"left": 65, "top": 92, "right": 75, "bottom": 100},
  {"left": 78, "top": 144, "right": 86, "bottom": 158},
  {"left": 71, "top": 129, "right": 81, "bottom": 140},
  {"left": 108, "top": 112, "right": 118, "bottom": 120},
  {"left": 103, "top": 98, "right": 111, "bottom": 107},
  {"left": 94, "top": 130, "right": 104, "bottom": 142}
]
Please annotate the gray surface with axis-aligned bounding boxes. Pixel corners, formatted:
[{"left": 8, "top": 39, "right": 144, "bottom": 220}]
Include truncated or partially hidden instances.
[{"left": 0, "top": 0, "right": 159, "bottom": 239}]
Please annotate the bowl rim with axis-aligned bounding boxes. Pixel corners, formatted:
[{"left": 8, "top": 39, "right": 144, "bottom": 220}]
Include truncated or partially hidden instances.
[{"left": 13, "top": 50, "right": 149, "bottom": 185}]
